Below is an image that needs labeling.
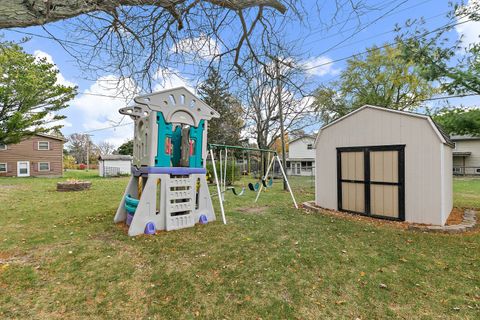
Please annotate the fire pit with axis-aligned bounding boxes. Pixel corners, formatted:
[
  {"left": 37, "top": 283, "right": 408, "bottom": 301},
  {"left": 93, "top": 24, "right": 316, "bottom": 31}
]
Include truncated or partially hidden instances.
[{"left": 57, "top": 180, "right": 91, "bottom": 192}]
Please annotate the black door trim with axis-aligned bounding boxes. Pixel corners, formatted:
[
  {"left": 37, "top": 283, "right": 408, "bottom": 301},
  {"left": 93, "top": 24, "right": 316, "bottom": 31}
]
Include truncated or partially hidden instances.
[{"left": 337, "top": 145, "right": 405, "bottom": 221}]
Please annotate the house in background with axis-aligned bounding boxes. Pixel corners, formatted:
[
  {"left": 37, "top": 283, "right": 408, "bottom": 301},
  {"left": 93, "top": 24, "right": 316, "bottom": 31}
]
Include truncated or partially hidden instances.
[
  {"left": 286, "top": 135, "right": 316, "bottom": 176},
  {"left": 451, "top": 135, "right": 480, "bottom": 175},
  {"left": 0, "top": 133, "right": 66, "bottom": 177},
  {"left": 98, "top": 154, "right": 133, "bottom": 177}
]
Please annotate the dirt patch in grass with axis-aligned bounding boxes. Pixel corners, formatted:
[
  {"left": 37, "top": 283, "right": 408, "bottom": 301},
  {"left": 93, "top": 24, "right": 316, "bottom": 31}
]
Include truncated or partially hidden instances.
[
  {"left": 237, "top": 206, "right": 268, "bottom": 214},
  {"left": 445, "top": 207, "right": 464, "bottom": 225}
]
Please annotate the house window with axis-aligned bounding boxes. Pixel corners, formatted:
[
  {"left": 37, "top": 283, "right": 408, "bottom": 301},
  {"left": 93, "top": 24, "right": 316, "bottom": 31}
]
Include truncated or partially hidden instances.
[
  {"left": 476, "top": 168, "right": 480, "bottom": 174},
  {"left": 453, "top": 142, "right": 456, "bottom": 149},
  {"left": 0, "top": 163, "right": 6, "bottom": 172},
  {"left": 0, "top": 144, "right": 6, "bottom": 150},
  {"left": 38, "top": 162, "right": 50, "bottom": 171},
  {"left": 38, "top": 141, "right": 50, "bottom": 150},
  {"left": 307, "top": 144, "right": 313, "bottom": 150}
]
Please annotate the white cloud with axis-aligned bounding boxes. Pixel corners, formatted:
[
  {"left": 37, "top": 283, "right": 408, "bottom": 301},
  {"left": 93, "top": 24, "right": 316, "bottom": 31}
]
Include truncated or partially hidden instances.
[
  {"left": 171, "top": 34, "right": 221, "bottom": 60},
  {"left": 153, "top": 68, "right": 195, "bottom": 93},
  {"left": 301, "top": 56, "right": 340, "bottom": 77},
  {"left": 70, "top": 75, "right": 138, "bottom": 146},
  {"left": 455, "top": 0, "right": 480, "bottom": 48},
  {"left": 33, "top": 50, "right": 76, "bottom": 87}
]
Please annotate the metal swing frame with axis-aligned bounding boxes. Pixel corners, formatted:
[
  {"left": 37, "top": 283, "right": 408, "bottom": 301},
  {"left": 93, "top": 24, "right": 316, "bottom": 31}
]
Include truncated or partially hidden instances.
[{"left": 208, "top": 143, "right": 298, "bottom": 224}]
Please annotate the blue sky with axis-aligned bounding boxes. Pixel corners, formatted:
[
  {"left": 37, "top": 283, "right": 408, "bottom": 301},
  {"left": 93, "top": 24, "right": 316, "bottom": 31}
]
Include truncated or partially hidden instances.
[{"left": 2, "top": 0, "right": 479, "bottom": 147}]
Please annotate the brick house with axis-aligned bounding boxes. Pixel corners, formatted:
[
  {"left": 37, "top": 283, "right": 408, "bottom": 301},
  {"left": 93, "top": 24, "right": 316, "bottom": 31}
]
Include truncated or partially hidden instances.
[{"left": 0, "top": 133, "right": 66, "bottom": 177}]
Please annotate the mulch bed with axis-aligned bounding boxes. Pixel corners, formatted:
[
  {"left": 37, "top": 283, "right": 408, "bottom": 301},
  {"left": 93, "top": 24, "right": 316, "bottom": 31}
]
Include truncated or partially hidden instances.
[
  {"left": 302, "top": 201, "right": 478, "bottom": 234},
  {"left": 302, "top": 201, "right": 409, "bottom": 230},
  {"left": 445, "top": 207, "right": 464, "bottom": 225}
]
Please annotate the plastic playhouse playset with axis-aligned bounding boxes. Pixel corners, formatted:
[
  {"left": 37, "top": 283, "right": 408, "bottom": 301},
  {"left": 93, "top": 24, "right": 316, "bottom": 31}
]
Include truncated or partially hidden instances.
[
  {"left": 114, "top": 87, "right": 298, "bottom": 236},
  {"left": 114, "top": 87, "right": 221, "bottom": 236}
]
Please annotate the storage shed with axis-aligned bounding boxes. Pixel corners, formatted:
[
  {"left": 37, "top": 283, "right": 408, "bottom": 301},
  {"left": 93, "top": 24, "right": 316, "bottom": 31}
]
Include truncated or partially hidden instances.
[
  {"left": 98, "top": 154, "right": 132, "bottom": 177},
  {"left": 314, "top": 105, "right": 454, "bottom": 226}
]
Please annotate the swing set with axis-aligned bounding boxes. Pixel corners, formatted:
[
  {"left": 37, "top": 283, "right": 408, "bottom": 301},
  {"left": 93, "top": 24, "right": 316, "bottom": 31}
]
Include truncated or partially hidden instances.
[{"left": 207, "top": 143, "right": 298, "bottom": 223}]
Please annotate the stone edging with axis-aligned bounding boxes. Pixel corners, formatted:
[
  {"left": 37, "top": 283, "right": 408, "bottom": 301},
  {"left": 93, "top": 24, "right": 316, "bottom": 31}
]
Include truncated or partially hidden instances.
[
  {"left": 408, "top": 209, "right": 477, "bottom": 233},
  {"left": 302, "top": 201, "right": 477, "bottom": 234}
]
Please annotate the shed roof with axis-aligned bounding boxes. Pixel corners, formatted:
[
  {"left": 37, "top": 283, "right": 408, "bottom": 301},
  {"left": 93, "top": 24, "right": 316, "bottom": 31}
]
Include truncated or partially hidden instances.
[
  {"left": 315, "top": 105, "right": 454, "bottom": 148},
  {"left": 98, "top": 154, "right": 133, "bottom": 161}
]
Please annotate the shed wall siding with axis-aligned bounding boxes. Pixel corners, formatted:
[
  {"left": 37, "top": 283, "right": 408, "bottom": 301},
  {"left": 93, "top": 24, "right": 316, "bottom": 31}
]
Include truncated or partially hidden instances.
[
  {"left": 441, "top": 145, "right": 453, "bottom": 224},
  {"left": 99, "top": 160, "right": 132, "bottom": 176},
  {"left": 0, "top": 136, "right": 64, "bottom": 177},
  {"left": 315, "top": 107, "right": 446, "bottom": 225}
]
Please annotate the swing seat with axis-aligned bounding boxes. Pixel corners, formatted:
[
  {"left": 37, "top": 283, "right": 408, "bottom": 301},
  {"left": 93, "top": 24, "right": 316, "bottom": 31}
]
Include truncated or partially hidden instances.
[
  {"left": 248, "top": 182, "right": 260, "bottom": 191},
  {"left": 261, "top": 178, "right": 274, "bottom": 188},
  {"left": 228, "top": 186, "right": 246, "bottom": 196}
]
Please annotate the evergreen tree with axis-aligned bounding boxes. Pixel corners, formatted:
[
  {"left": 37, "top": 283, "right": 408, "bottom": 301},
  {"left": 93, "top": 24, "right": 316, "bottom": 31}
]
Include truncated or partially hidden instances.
[
  {"left": 0, "top": 41, "right": 77, "bottom": 144},
  {"left": 198, "top": 67, "right": 244, "bottom": 145},
  {"left": 117, "top": 139, "right": 134, "bottom": 155}
]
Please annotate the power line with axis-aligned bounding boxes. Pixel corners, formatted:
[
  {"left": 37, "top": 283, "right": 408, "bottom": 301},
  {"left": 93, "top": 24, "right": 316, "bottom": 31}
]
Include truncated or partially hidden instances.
[
  {"left": 303, "top": 17, "right": 473, "bottom": 72},
  {"left": 79, "top": 122, "right": 133, "bottom": 134},
  {"left": 423, "top": 93, "right": 480, "bottom": 101},
  {"left": 297, "top": 0, "right": 435, "bottom": 56},
  {"left": 314, "top": 0, "right": 409, "bottom": 57},
  {"left": 302, "top": 0, "right": 418, "bottom": 41}
]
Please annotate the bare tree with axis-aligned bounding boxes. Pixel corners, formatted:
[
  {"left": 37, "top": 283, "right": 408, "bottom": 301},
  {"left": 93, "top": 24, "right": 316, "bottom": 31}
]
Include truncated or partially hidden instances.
[
  {"left": 97, "top": 141, "right": 116, "bottom": 156},
  {"left": 67, "top": 133, "right": 96, "bottom": 164},
  {"left": 0, "top": 1, "right": 371, "bottom": 91},
  {"left": 239, "top": 57, "right": 316, "bottom": 150}
]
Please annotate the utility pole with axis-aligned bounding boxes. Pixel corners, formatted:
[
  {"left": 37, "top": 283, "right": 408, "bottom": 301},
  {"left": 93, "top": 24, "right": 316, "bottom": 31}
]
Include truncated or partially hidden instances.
[
  {"left": 275, "top": 58, "right": 288, "bottom": 191},
  {"left": 86, "top": 139, "right": 90, "bottom": 172},
  {"left": 86, "top": 134, "right": 93, "bottom": 172}
]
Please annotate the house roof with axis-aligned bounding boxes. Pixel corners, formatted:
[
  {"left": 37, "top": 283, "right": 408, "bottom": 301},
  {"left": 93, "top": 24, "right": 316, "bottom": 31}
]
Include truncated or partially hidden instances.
[
  {"left": 450, "top": 134, "right": 480, "bottom": 141},
  {"left": 36, "top": 133, "right": 67, "bottom": 142},
  {"left": 98, "top": 154, "right": 133, "bottom": 161},
  {"left": 289, "top": 135, "right": 316, "bottom": 144},
  {"left": 315, "top": 105, "right": 455, "bottom": 148}
]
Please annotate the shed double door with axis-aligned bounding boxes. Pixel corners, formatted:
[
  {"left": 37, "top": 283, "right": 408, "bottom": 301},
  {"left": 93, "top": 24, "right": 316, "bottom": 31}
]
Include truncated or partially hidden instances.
[{"left": 337, "top": 145, "right": 405, "bottom": 220}]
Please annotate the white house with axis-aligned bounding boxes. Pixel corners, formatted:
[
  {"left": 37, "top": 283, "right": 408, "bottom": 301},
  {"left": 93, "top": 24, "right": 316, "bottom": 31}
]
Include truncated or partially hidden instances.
[
  {"left": 451, "top": 135, "right": 480, "bottom": 175},
  {"left": 286, "top": 135, "right": 315, "bottom": 176},
  {"left": 98, "top": 154, "right": 132, "bottom": 177},
  {"left": 315, "top": 105, "right": 453, "bottom": 226}
]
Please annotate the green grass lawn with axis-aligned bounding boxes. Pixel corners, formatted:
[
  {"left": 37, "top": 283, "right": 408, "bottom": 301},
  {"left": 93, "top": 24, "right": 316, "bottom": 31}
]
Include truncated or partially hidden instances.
[
  {"left": 0, "top": 172, "right": 479, "bottom": 319},
  {"left": 454, "top": 177, "right": 480, "bottom": 209}
]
